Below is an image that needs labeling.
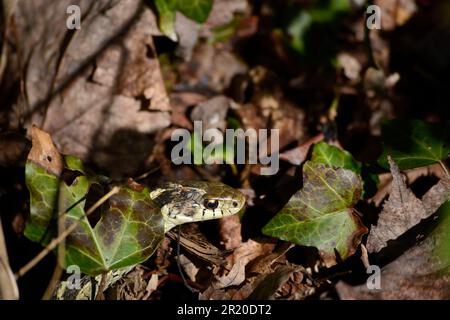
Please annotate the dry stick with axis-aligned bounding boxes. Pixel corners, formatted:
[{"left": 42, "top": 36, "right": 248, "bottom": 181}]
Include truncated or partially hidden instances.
[
  {"left": 134, "top": 166, "right": 161, "bottom": 181},
  {"left": 176, "top": 226, "right": 196, "bottom": 293},
  {"left": 95, "top": 273, "right": 108, "bottom": 300},
  {"left": 41, "top": 264, "right": 63, "bottom": 300},
  {"left": 439, "top": 160, "right": 449, "bottom": 177},
  {"left": 42, "top": 190, "right": 70, "bottom": 300},
  {"left": 15, "top": 186, "right": 120, "bottom": 279}
]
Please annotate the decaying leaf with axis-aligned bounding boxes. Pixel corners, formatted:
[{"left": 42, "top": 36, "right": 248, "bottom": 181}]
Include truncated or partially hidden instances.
[
  {"left": 337, "top": 202, "right": 450, "bottom": 300},
  {"left": 247, "top": 265, "right": 301, "bottom": 300},
  {"left": 367, "top": 156, "right": 450, "bottom": 253},
  {"left": 212, "top": 239, "right": 274, "bottom": 289},
  {"left": 263, "top": 161, "right": 367, "bottom": 267},
  {"left": 279, "top": 134, "right": 324, "bottom": 165},
  {"left": 14, "top": 0, "right": 170, "bottom": 177}
]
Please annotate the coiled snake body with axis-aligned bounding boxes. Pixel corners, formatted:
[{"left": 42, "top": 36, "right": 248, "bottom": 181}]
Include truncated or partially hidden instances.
[{"left": 53, "top": 180, "right": 245, "bottom": 300}]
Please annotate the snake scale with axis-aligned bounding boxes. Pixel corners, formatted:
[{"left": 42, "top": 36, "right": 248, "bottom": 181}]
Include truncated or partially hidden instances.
[{"left": 53, "top": 180, "right": 245, "bottom": 300}]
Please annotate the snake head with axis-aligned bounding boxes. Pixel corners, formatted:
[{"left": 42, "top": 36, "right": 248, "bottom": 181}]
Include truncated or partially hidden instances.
[{"left": 150, "top": 181, "right": 246, "bottom": 232}]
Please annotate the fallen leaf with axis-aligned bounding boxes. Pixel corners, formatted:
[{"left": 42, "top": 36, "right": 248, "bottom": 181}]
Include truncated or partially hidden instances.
[
  {"left": 177, "top": 254, "right": 199, "bottom": 282},
  {"left": 27, "top": 126, "right": 63, "bottom": 177},
  {"left": 218, "top": 215, "right": 242, "bottom": 250},
  {"left": 337, "top": 202, "right": 450, "bottom": 300},
  {"left": 337, "top": 52, "right": 361, "bottom": 81},
  {"left": 247, "top": 265, "right": 301, "bottom": 300},
  {"left": 190, "top": 95, "right": 230, "bottom": 132},
  {"left": 279, "top": 134, "right": 324, "bottom": 165},
  {"left": 367, "top": 156, "right": 450, "bottom": 253},
  {"left": 14, "top": 0, "right": 171, "bottom": 177},
  {"left": 212, "top": 239, "right": 274, "bottom": 289}
]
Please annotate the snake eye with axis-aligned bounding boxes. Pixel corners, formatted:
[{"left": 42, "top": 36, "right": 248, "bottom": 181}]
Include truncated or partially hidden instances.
[{"left": 204, "top": 199, "right": 219, "bottom": 209}]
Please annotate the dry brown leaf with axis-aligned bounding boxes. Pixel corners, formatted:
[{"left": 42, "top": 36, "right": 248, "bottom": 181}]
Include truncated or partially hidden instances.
[
  {"left": 337, "top": 218, "right": 450, "bottom": 300},
  {"left": 369, "top": 163, "right": 446, "bottom": 207},
  {"left": 367, "top": 157, "right": 450, "bottom": 253},
  {"left": 177, "top": 254, "right": 199, "bottom": 282},
  {"left": 190, "top": 96, "right": 230, "bottom": 132},
  {"left": 219, "top": 215, "right": 242, "bottom": 250},
  {"left": 28, "top": 126, "right": 63, "bottom": 176},
  {"left": 212, "top": 239, "right": 274, "bottom": 289},
  {"left": 247, "top": 265, "right": 300, "bottom": 300},
  {"left": 375, "top": 0, "right": 417, "bottom": 31},
  {"left": 177, "top": 43, "right": 247, "bottom": 93},
  {"left": 13, "top": 0, "right": 170, "bottom": 177},
  {"left": 279, "top": 133, "right": 324, "bottom": 165}
]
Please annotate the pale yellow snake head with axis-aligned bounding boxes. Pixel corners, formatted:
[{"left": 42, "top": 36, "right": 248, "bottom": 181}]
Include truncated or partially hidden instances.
[{"left": 150, "top": 180, "right": 246, "bottom": 232}]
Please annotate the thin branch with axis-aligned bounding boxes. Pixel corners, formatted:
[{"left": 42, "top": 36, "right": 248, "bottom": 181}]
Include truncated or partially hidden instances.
[
  {"left": 41, "top": 264, "right": 63, "bottom": 300},
  {"left": 439, "top": 160, "right": 449, "bottom": 177},
  {"left": 0, "top": 217, "right": 19, "bottom": 299}
]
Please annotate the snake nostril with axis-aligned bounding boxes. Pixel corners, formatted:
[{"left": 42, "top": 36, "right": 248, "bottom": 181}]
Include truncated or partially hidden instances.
[{"left": 232, "top": 201, "right": 239, "bottom": 208}]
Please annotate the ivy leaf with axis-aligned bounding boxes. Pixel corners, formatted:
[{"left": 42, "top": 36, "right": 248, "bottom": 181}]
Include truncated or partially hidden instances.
[
  {"left": 378, "top": 119, "right": 450, "bottom": 170},
  {"left": 154, "top": 0, "right": 213, "bottom": 41},
  {"left": 262, "top": 161, "right": 367, "bottom": 267},
  {"left": 24, "top": 127, "right": 64, "bottom": 244},
  {"left": 311, "top": 141, "right": 361, "bottom": 172},
  {"left": 61, "top": 182, "right": 164, "bottom": 275},
  {"left": 311, "top": 142, "right": 379, "bottom": 199},
  {"left": 169, "top": 0, "right": 212, "bottom": 23},
  {"left": 154, "top": 0, "right": 177, "bottom": 41},
  {"left": 25, "top": 128, "right": 165, "bottom": 276}
]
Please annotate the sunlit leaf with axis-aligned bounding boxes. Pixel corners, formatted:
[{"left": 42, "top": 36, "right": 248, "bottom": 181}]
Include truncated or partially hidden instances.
[
  {"left": 311, "top": 142, "right": 379, "bottom": 199},
  {"left": 311, "top": 141, "right": 360, "bottom": 172},
  {"left": 25, "top": 128, "right": 165, "bottom": 276},
  {"left": 262, "top": 161, "right": 367, "bottom": 267},
  {"left": 154, "top": 0, "right": 213, "bottom": 41}
]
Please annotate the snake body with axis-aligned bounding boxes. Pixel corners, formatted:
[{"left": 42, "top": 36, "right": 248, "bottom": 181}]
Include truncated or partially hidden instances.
[{"left": 54, "top": 180, "right": 245, "bottom": 299}]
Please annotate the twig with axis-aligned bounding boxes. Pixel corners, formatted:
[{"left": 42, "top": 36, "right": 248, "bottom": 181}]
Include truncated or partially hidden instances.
[
  {"left": 41, "top": 264, "right": 63, "bottom": 300},
  {"left": 134, "top": 166, "right": 161, "bottom": 181},
  {"left": 175, "top": 226, "right": 196, "bottom": 293},
  {"left": 0, "top": 217, "right": 19, "bottom": 299},
  {"left": 15, "top": 186, "right": 120, "bottom": 279},
  {"left": 439, "top": 160, "right": 449, "bottom": 177},
  {"left": 95, "top": 273, "right": 108, "bottom": 300}
]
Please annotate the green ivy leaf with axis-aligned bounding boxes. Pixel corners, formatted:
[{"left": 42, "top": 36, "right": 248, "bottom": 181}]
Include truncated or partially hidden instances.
[
  {"left": 168, "top": 0, "right": 212, "bottom": 23},
  {"left": 262, "top": 161, "right": 367, "bottom": 267},
  {"left": 24, "top": 162, "right": 60, "bottom": 244},
  {"left": 378, "top": 119, "right": 450, "bottom": 170},
  {"left": 311, "top": 142, "right": 379, "bottom": 199},
  {"left": 62, "top": 183, "right": 164, "bottom": 275},
  {"left": 154, "top": 0, "right": 213, "bottom": 41},
  {"left": 25, "top": 128, "right": 165, "bottom": 276},
  {"left": 311, "top": 141, "right": 361, "bottom": 172},
  {"left": 154, "top": 0, "right": 177, "bottom": 41}
]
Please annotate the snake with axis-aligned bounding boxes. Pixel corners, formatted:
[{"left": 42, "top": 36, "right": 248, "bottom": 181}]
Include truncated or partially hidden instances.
[{"left": 53, "top": 180, "right": 245, "bottom": 300}]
